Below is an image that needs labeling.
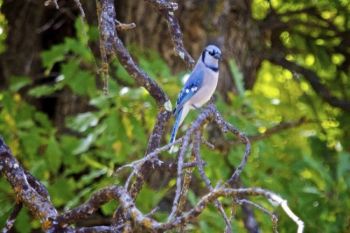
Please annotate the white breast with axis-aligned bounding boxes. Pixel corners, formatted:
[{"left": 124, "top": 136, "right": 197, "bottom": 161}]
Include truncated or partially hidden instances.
[{"left": 188, "top": 69, "right": 219, "bottom": 108}]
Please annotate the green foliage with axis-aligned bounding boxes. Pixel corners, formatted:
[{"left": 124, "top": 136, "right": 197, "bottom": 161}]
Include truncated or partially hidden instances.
[
  {"left": 248, "top": 13, "right": 350, "bottom": 233},
  {"left": 0, "top": 5, "right": 350, "bottom": 233},
  {"left": 0, "top": 0, "right": 7, "bottom": 54},
  {"left": 216, "top": 58, "right": 350, "bottom": 232},
  {"left": 228, "top": 59, "right": 245, "bottom": 97}
]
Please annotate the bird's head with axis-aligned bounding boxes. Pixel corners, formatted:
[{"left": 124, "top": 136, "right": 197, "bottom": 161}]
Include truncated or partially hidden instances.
[{"left": 201, "top": 45, "right": 222, "bottom": 71}]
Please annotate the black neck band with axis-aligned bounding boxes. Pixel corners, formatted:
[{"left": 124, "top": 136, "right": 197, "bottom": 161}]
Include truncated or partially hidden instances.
[
  {"left": 201, "top": 50, "right": 206, "bottom": 63},
  {"left": 206, "top": 65, "right": 219, "bottom": 72}
]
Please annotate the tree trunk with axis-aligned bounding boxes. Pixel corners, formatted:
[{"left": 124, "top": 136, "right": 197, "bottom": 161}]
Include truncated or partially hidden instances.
[{"left": 0, "top": 1, "right": 45, "bottom": 85}]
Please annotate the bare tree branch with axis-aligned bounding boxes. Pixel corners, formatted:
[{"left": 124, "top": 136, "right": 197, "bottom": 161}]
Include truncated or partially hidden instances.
[
  {"left": 213, "top": 110, "right": 251, "bottom": 185},
  {"left": 193, "top": 130, "right": 232, "bottom": 232},
  {"left": 115, "top": 19, "right": 136, "bottom": 31},
  {"left": 237, "top": 199, "right": 278, "bottom": 233},
  {"left": 73, "top": 0, "right": 85, "bottom": 18},
  {"left": 44, "top": 0, "right": 59, "bottom": 9},
  {"left": 160, "top": 187, "right": 303, "bottom": 232},
  {"left": 97, "top": 0, "right": 170, "bottom": 106},
  {"left": 145, "top": 0, "right": 195, "bottom": 67},
  {"left": 0, "top": 138, "right": 59, "bottom": 232},
  {"left": 74, "top": 226, "right": 118, "bottom": 233}
]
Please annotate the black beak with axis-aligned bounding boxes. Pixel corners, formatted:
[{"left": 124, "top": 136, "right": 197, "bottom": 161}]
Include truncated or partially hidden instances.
[{"left": 214, "top": 53, "right": 221, "bottom": 60}]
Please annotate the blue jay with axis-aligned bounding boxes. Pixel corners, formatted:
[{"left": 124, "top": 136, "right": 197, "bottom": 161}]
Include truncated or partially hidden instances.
[{"left": 169, "top": 45, "right": 222, "bottom": 147}]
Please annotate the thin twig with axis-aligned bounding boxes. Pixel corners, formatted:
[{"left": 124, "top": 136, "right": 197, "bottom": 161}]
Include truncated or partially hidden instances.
[
  {"left": 160, "top": 187, "right": 303, "bottom": 232},
  {"left": 193, "top": 130, "right": 233, "bottom": 232},
  {"left": 145, "top": 207, "right": 160, "bottom": 218},
  {"left": 145, "top": 0, "right": 195, "bottom": 67},
  {"left": 116, "top": 137, "right": 184, "bottom": 175},
  {"left": 167, "top": 104, "right": 217, "bottom": 221},
  {"left": 201, "top": 137, "right": 215, "bottom": 149},
  {"left": 2, "top": 203, "right": 23, "bottom": 233},
  {"left": 73, "top": 0, "right": 85, "bottom": 17},
  {"left": 237, "top": 199, "right": 278, "bottom": 233},
  {"left": 115, "top": 19, "right": 136, "bottom": 31},
  {"left": 167, "top": 130, "right": 191, "bottom": 221},
  {"left": 44, "top": 0, "right": 59, "bottom": 9},
  {"left": 213, "top": 108, "right": 251, "bottom": 185}
]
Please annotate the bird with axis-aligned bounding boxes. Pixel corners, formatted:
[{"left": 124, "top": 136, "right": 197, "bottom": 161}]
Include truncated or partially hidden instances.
[{"left": 169, "top": 44, "right": 222, "bottom": 150}]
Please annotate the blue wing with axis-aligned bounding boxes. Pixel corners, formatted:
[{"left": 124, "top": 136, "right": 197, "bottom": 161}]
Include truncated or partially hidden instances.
[{"left": 173, "top": 68, "right": 204, "bottom": 116}]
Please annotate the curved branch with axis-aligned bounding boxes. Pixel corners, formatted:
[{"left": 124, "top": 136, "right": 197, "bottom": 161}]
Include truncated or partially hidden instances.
[
  {"left": 168, "top": 103, "right": 217, "bottom": 220},
  {"left": 57, "top": 186, "right": 161, "bottom": 231},
  {"left": 213, "top": 108, "right": 251, "bottom": 185},
  {"left": 97, "top": 0, "right": 170, "bottom": 106},
  {"left": 193, "top": 130, "right": 232, "bottom": 232},
  {"left": 0, "top": 138, "right": 59, "bottom": 232},
  {"left": 159, "top": 187, "right": 303, "bottom": 232},
  {"left": 57, "top": 184, "right": 303, "bottom": 233}
]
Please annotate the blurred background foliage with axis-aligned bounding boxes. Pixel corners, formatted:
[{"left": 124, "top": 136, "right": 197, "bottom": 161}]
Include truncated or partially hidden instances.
[{"left": 0, "top": 0, "right": 349, "bottom": 232}]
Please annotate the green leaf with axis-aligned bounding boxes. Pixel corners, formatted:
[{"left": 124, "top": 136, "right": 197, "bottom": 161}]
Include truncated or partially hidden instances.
[
  {"left": 88, "top": 25, "right": 99, "bottom": 41},
  {"left": 101, "top": 201, "right": 118, "bottom": 215},
  {"left": 73, "top": 134, "right": 94, "bottom": 155},
  {"left": 188, "top": 190, "right": 198, "bottom": 206},
  {"left": 30, "top": 160, "right": 48, "bottom": 181},
  {"left": 41, "top": 44, "right": 67, "bottom": 74},
  {"left": 337, "top": 151, "right": 350, "bottom": 187},
  {"left": 28, "top": 81, "right": 64, "bottom": 97},
  {"left": 34, "top": 112, "right": 53, "bottom": 129},
  {"left": 15, "top": 208, "right": 31, "bottom": 233},
  {"left": 62, "top": 61, "right": 97, "bottom": 96},
  {"left": 303, "top": 155, "right": 332, "bottom": 189},
  {"left": 49, "top": 178, "right": 75, "bottom": 206},
  {"left": 9, "top": 76, "right": 31, "bottom": 92},
  {"left": 65, "top": 186, "right": 93, "bottom": 209},
  {"left": 228, "top": 59, "right": 245, "bottom": 97},
  {"left": 19, "top": 130, "right": 42, "bottom": 158},
  {"left": 89, "top": 95, "right": 111, "bottom": 109},
  {"left": 67, "top": 112, "right": 100, "bottom": 133},
  {"left": 311, "top": 43, "right": 331, "bottom": 69},
  {"left": 130, "top": 115, "right": 146, "bottom": 143},
  {"left": 75, "top": 17, "right": 89, "bottom": 46},
  {"left": 44, "top": 136, "right": 63, "bottom": 173},
  {"left": 64, "top": 38, "right": 93, "bottom": 62},
  {"left": 136, "top": 185, "right": 167, "bottom": 211}
]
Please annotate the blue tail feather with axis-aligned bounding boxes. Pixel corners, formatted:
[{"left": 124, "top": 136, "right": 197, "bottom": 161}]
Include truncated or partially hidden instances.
[{"left": 170, "top": 108, "right": 183, "bottom": 144}]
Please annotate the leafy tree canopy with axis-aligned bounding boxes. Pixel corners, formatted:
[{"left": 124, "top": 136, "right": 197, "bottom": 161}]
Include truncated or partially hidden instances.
[{"left": 0, "top": 0, "right": 349, "bottom": 232}]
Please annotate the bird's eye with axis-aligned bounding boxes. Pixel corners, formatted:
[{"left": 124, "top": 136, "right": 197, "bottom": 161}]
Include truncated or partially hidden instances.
[{"left": 209, "top": 50, "right": 215, "bottom": 56}]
